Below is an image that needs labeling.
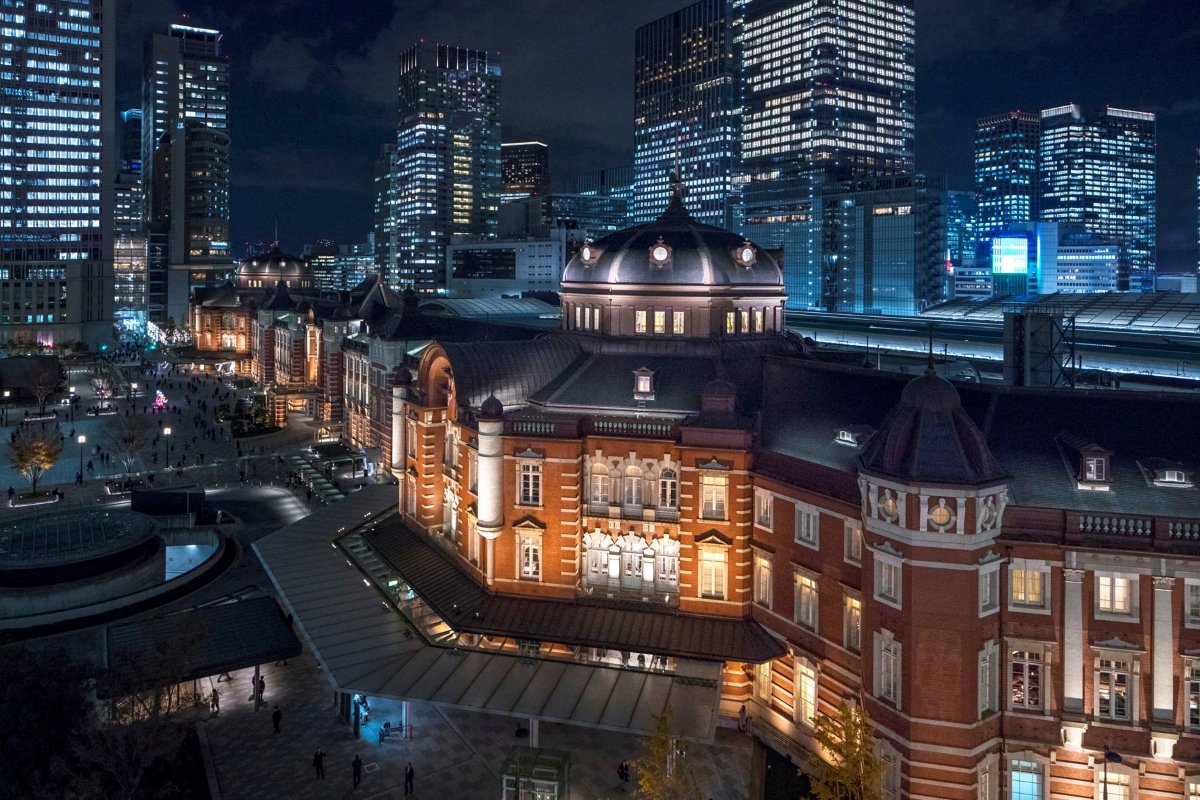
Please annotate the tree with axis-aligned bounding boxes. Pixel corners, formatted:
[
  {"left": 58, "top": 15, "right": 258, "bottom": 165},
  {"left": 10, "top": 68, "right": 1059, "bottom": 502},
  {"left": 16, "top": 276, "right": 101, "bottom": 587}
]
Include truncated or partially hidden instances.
[
  {"left": 105, "top": 414, "right": 153, "bottom": 477},
  {"left": 90, "top": 361, "right": 127, "bottom": 405},
  {"left": 809, "top": 701, "right": 884, "bottom": 800},
  {"left": 9, "top": 423, "right": 63, "bottom": 495},
  {"left": 635, "top": 706, "right": 704, "bottom": 800},
  {"left": 28, "top": 357, "right": 62, "bottom": 413}
]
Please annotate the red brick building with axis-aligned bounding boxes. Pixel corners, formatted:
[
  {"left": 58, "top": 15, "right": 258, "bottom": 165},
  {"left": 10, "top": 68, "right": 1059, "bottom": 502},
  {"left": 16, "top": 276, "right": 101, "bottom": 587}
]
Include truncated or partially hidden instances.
[{"left": 358, "top": 192, "right": 1200, "bottom": 799}]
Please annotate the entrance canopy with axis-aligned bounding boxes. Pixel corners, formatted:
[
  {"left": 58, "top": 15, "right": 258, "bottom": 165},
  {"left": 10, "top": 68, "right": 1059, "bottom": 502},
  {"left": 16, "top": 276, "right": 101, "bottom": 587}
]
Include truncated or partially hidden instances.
[{"left": 253, "top": 487, "right": 726, "bottom": 741}]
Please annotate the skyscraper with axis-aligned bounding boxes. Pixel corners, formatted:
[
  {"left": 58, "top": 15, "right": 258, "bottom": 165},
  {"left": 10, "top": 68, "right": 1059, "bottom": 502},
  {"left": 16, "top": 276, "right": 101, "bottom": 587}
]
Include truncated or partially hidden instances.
[
  {"left": 114, "top": 109, "right": 148, "bottom": 338},
  {"left": 1039, "top": 103, "right": 1156, "bottom": 291},
  {"left": 386, "top": 42, "right": 501, "bottom": 292},
  {"left": 500, "top": 142, "right": 550, "bottom": 204},
  {"left": 142, "top": 23, "right": 231, "bottom": 325},
  {"left": 372, "top": 143, "right": 396, "bottom": 278},
  {"left": 633, "top": 0, "right": 742, "bottom": 228},
  {"left": 741, "top": 0, "right": 916, "bottom": 309},
  {"left": 0, "top": 0, "right": 115, "bottom": 349},
  {"left": 974, "top": 111, "right": 1040, "bottom": 236}
]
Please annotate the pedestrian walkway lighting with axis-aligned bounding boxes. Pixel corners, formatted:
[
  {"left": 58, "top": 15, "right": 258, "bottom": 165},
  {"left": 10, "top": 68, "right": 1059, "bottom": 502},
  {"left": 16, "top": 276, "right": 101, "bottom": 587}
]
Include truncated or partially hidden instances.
[
  {"left": 77, "top": 434, "right": 86, "bottom": 479},
  {"left": 163, "top": 427, "right": 171, "bottom": 468}
]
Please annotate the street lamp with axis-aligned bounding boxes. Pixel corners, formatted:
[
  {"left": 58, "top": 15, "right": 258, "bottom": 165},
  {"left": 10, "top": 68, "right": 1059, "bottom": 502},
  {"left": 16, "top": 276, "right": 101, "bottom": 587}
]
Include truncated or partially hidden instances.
[
  {"left": 77, "top": 434, "right": 86, "bottom": 482},
  {"left": 68, "top": 385, "right": 76, "bottom": 422},
  {"left": 2, "top": 389, "right": 9, "bottom": 426},
  {"left": 1103, "top": 746, "right": 1122, "bottom": 799},
  {"left": 131, "top": 381, "right": 138, "bottom": 401},
  {"left": 163, "top": 426, "right": 171, "bottom": 469}
]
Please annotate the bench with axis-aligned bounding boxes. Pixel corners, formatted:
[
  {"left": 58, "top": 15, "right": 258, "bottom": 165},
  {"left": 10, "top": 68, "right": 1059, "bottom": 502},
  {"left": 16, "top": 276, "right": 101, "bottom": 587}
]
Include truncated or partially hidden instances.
[{"left": 379, "top": 722, "right": 406, "bottom": 743}]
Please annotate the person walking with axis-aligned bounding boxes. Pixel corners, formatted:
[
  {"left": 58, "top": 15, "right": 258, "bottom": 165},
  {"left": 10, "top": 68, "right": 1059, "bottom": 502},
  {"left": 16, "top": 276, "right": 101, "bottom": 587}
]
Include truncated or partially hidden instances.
[
  {"left": 272, "top": 705, "right": 282, "bottom": 733},
  {"left": 210, "top": 687, "right": 220, "bottom": 715},
  {"left": 404, "top": 762, "right": 414, "bottom": 795},
  {"left": 352, "top": 755, "right": 363, "bottom": 789},
  {"left": 257, "top": 676, "right": 266, "bottom": 705},
  {"left": 313, "top": 748, "right": 325, "bottom": 779}
]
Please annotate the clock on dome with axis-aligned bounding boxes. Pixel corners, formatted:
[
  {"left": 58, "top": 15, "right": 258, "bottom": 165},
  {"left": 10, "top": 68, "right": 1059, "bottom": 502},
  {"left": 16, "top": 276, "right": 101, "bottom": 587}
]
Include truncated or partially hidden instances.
[{"left": 648, "top": 240, "right": 672, "bottom": 267}]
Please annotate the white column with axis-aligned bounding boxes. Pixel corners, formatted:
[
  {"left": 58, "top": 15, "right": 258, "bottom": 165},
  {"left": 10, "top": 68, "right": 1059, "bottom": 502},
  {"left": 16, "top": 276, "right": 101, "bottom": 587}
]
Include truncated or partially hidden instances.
[
  {"left": 1062, "top": 568, "right": 1085, "bottom": 715},
  {"left": 477, "top": 415, "right": 504, "bottom": 534},
  {"left": 486, "top": 537, "right": 496, "bottom": 586},
  {"left": 391, "top": 387, "right": 405, "bottom": 471},
  {"left": 1152, "top": 576, "right": 1176, "bottom": 723}
]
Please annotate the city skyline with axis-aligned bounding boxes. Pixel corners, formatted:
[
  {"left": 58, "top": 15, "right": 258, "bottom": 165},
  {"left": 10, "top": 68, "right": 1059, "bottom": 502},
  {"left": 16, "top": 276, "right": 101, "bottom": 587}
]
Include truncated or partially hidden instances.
[{"left": 118, "top": 0, "right": 1200, "bottom": 272}]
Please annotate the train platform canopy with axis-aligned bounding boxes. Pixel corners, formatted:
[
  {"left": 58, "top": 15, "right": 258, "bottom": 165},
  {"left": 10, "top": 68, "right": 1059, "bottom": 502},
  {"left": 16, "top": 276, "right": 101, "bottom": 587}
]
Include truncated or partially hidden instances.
[{"left": 923, "top": 292, "right": 1200, "bottom": 334}]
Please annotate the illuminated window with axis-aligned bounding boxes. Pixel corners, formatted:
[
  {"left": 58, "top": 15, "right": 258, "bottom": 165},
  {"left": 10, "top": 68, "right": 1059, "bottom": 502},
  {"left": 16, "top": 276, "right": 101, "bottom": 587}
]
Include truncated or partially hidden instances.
[
  {"left": 590, "top": 463, "right": 609, "bottom": 504},
  {"left": 635, "top": 310, "right": 647, "bottom": 334},
  {"left": 1011, "top": 649, "right": 1042, "bottom": 711},
  {"left": 725, "top": 311, "right": 735, "bottom": 334},
  {"left": 844, "top": 522, "right": 862, "bottom": 564},
  {"left": 519, "top": 534, "right": 541, "bottom": 580},
  {"left": 740, "top": 309, "right": 750, "bottom": 333},
  {"left": 518, "top": 462, "right": 541, "bottom": 506},
  {"left": 1097, "top": 573, "right": 1135, "bottom": 616},
  {"left": 700, "top": 473, "right": 727, "bottom": 520},
  {"left": 794, "top": 572, "right": 818, "bottom": 630},
  {"left": 1085, "top": 456, "right": 1107, "bottom": 481},
  {"left": 1011, "top": 564, "right": 1046, "bottom": 609},
  {"left": 1010, "top": 760, "right": 1042, "bottom": 800},
  {"left": 658, "top": 469, "right": 677, "bottom": 508},
  {"left": 672, "top": 310, "right": 685, "bottom": 334},
  {"left": 623, "top": 465, "right": 643, "bottom": 506},
  {"left": 795, "top": 659, "right": 817, "bottom": 727},
  {"left": 653, "top": 310, "right": 665, "bottom": 334},
  {"left": 1096, "top": 656, "right": 1132, "bottom": 721},
  {"left": 754, "top": 553, "right": 772, "bottom": 608},
  {"left": 843, "top": 595, "right": 862, "bottom": 652},
  {"left": 699, "top": 549, "right": 726, "bottom": 599}
]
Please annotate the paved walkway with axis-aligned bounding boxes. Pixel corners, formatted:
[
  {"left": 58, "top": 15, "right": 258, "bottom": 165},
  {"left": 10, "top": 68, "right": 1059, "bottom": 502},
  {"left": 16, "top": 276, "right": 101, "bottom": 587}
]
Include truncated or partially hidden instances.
[{"left": 201, "top": 646, "right": 752, "bottom": 799}]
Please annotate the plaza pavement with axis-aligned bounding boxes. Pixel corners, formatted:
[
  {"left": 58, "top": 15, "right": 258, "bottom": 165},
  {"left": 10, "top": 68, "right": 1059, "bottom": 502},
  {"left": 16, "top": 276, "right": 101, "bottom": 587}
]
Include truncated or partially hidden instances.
[{"left": 200, "top": 647, "right": 752, "bottom": 800}]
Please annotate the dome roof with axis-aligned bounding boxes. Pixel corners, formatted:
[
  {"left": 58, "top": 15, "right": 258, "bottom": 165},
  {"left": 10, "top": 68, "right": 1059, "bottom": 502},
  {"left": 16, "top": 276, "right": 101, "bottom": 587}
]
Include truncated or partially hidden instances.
[
  {"left": 561, "top": 193, "right": 783, "bottom": 288},
  {"left": 235, "top": 247, "right": 311, "bottom": 279},
  {"left": 858, "top": 370, "right": 1005, "bottom": 485}
]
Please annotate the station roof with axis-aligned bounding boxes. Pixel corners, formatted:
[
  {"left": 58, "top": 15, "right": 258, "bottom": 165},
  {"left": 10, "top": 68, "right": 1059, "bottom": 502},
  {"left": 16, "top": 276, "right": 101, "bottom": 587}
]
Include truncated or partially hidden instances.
[
  {"left": 418, "top": 297, "right": 560, "bottom": 319},
  {"left": 923, "top": 292, "right": 1200, "bottom": 335}
]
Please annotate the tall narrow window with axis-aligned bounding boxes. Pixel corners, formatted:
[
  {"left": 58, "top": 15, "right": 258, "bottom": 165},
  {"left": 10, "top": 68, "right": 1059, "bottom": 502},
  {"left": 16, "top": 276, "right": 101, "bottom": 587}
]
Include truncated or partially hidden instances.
[
  {"left": 753, "top": 308, "right": 764, "bottom": 333},
  {"left": 844, "top": 522, "right": 862, "bottom": 564},
  {"left": 794, "top": 572, "right": 818, "bottom": 631},
  {"left": 1096, "top": 657, "right": 1131, "bottom": 721},
  {"left": 978, "top": 641, "right": 997, "bottom": 716},
  {"left": 1188, "top": 581, "right": 1200, "bottom": 626},
  {"left": 658, "top": 469, "right": 677, "bottom": 508},
  {"left": 1010, "top": 760, "right": 1042, "bottom": 800},
  {"left": 623, "top": 465, "right": 643, "bottom": 506},
  {"left": 843, "top": 596, "right": 862, "bottom": 652},
  {"left": 700, "top": 473, "right": 727, "bottom": 520},
  {"left": 519, "top": 535, "right": 541, "bottom": 580},
  {"left": 405, "top": 420, "right": 416, "bottom": 457},
  {"left": 468, "top": 450, "right": 478, "bottom": 493},
  {"left": 755, "top": 661, "right": 772, "bottom": 701},
  {"left": 672, "top": 310, "right": 685, "bottom": 334},
  {"left": 1011, "top": 650, "right": 1042, "bottom": 711},
  {"left": 1187, "top": 660, "right": 1200, "bottom": 728},
  {"left": 518, "top": 462, "right": 541, "bottom": 506},
  {"left": 740, "top": 309, "right": 750, "bottom": 333},
  {"left": 590, "top": 463, "right": 610, "bottom": 505},
  {"left": 877, "top": 632, "right": 900, "bottom": 706},
  {"left": 653, "top": 310, "right": 666, "bottom": 334},
  {"left": 699, "top": 549, "right": 726, "bottom": 599},
  {"left": 795, "top": 660, "right": 817, "bottom": 726},
  {"left": 755, "top": 490, "right": 773, "bottom": 529},
  {"left": 635, "top": 310, "right": 647, "bottom": 334},
  {"left": 795, "top": 503, "right": 819, "bottom": 546},
  {"left": 754, "top": 554, "right": 773, "bottom": 608},
  {"left": 725, "top": 311, "right": 735, "bottom": 334}
]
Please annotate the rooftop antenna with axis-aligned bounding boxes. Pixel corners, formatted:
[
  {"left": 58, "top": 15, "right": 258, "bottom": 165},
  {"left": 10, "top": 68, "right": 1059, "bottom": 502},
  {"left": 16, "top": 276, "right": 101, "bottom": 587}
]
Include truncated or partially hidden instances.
[{"left": 273, "top": 219, "right": 279, "bottom": 248}]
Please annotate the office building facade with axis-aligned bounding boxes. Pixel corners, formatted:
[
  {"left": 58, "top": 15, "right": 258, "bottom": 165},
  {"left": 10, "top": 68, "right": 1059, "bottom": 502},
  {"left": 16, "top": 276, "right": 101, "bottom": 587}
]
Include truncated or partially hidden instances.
[
  {"left": 113, "top": 109, "right": 147, "bottom": 338},
  {"left": 974, "top": 111, "right": 1040, "bottom": 236},
  {"left": 986, "top": 223, "right": 1120, "bottom": 297},
  {"left": 446, "top": 237, "right": 567, "bottom": 298},
  {"left": 819, "top": 175, "right": 946, "bottom": 316},
  {"left": 742, "top": 0, "right": 916, "bottom": 309},
  {"left": 632, "top": 0, "right": 742, "bottom": 228},
  {"left": 386, "top": 43, "right": 501, "bottom": 292},
  {"left": 1039, "top": 104, "right": 1156, "bottom": 292},
  {"left": 500, "top": 141, "right": 549, "bottom": 204},
  {"left": 498, "top": 194, "right": 628, "bottom": 240},
  {"left": 142, "top": 23, "right": 231, "bottom": 325},
  {"left": 0, "top": 0, "right": 115, "bottom": 350}
]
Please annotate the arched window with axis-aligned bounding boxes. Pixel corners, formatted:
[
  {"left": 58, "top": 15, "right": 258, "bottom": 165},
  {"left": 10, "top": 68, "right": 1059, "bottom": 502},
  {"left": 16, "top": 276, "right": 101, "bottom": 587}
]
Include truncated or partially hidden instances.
[
  {"left": 624, "top": 465, "right": 643, "bottom": 506},
  {"left": 590, "top": 463, "right": 610, "bottom": 505},
  {"left": 618, "top": 533, "right": 644, "bottom": 590},
  {"left": 651, "top": 536, "right": 679, "bottom": 594},
  {"left": 583, "top": 531, "right": 612, "bottom": 588},
  {"left": 658, "top": 469, "right": 678, "bottom": 508}
]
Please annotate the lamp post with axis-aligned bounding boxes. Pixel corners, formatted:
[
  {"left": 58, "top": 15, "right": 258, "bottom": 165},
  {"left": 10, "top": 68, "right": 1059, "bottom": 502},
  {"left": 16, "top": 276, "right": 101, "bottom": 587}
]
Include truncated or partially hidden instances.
[
  {"left": 2, "top": 388, "right": 8, "bottom": 426},
  {"left": 77, "top": 434, "right": 86, "bottom": 482},
  {"left": 68, "top": 385, "right": 75, "bottom": 422},
  {"left": 163, "top": 426, "right": 171, "bottom": 469},
  {"left": 1103, "top": 746, "right": 1122, "bottom": 799},
  {"left": 131, "top": 381, "right": 138, "bottom": 402}
]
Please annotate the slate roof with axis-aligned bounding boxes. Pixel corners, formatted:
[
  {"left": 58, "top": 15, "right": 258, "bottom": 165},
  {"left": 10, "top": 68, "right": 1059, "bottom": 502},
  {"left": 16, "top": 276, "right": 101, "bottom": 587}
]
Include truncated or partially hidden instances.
[
  {"left": 441, "top": 335, "right": 583, "bottom": 409},
  {"left": 362, "top": 515, "right": 785, "bottom": 663},
  {"left": 529, "top": 352, "right": 719, "bottom": 414},
  {"left": 760, "top": 358, "right": 1200, "bottom": 517}
]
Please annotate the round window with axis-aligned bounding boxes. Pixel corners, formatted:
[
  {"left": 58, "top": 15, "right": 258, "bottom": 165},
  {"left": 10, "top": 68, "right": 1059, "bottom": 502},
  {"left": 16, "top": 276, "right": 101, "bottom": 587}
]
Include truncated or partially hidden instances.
[
  {"left": 929, "top": 503, "right": 952, "bottom": 527},
  {"left": 652, "top": 244, "right": 669, "bottom": 262},
  {"left": 740, "top": 246, "right": 755, "bottom": 264},
  {"left": 882, "top": 495, "right": 898, "bottom": 519}
]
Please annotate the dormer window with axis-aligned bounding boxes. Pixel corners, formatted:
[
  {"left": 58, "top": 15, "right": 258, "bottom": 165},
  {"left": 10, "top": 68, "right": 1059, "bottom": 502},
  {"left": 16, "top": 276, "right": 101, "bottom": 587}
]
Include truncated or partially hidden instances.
[
  {"left": 1085, "top": 457, "right": 1106, "bottom": 482},
  {"left": 648, "top": 238, "right": 672, "bottom": 269},
  {"left": 634, "top": 367, "right": 655, "bottom": 400},
  {"left": 1055, "top": 432, "right": 1112, "bottom": 492},
  {"left": 1160, "top": 469, "right": 1190, "bottom": 485},
  {"left": 836, "top": 429, "right": 857, "bottom": 446},
  {"left": 834, "top": 425, "right": 873, "bottom": 448}
]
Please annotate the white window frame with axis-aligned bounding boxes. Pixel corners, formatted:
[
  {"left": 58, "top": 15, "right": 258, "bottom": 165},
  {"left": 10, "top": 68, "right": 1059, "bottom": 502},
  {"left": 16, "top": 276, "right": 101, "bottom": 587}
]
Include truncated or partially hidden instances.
[
  {"left": 1094, "top": 764, "right": 1135, "bottom": 800},
  {"left": 589, "top": 463, "right": 610, "bottom": 505},
  {"left": 1094, "top": 653, "right": 1135, "bottom": 723},
  {"left": 794, "top": 502, "right": 820, "bottom": 548},
  {"left": 468, "top": 449, "right": 478, "bottom": 493},
  {"left": 634, "top": 309, "right": 647, "bottom": 334},
  {"left": 874, "top": 551, "right": 902, "bottom": 609},
  {"left": 700, "top": 472, "right": 727, "bottom": 521},
  {"left": 1095, "top": 572, "right": 1137, "bottom": 619},
  {"left": 623, "top": 465, "right": 643, "bottom": 506},
  {"left": 1186, "top": 580, "right": 1200, "bottom": 629},
  {"left": 658, "top": 469, "right": 678, "bottom": 508},
  {"left": 879, "top": 742, "right": 900, "bottom": 800},
  {"left": 979, "top": 562, "right": 1000, "bottom": 616},
  {"left": 1009, "top": 758, "right": 1044, "bottom": 800},
  {"left": 518, "top": 533, "right": 542, "bottom": 581},
  {"left": 517, "top": 460, "right": 542, "bottom": 507},
  {"left": 1009, "top": 559, "right": 1050, "bottom": 613},
  {"left": 978, "top": 640, "right": 998, "bottom": 717},
  {"left": 698, "top": 547, "right": 727, "bottom": 600},
  {"left": 1085, "top": 456, "right": 1107, "bottom": 481},
  {"left": 875, "top": 630, "right": 901, "bottom": 708},
  {"left": 1009, "top": 647, "right": 1044, "bottom": 712},
  {"left": 755, "top": 489, "right": 773, "bottom": 530},
  {"left": 843, "top": 521, "right": 862, "bottom": 565},
  {"left": 755, "top": 660, "right": 772, "bottom": 702},
  {"left": 1186, "top": 659, "right": 1200, "bottom": 730},
  {"left": 795, "top": 658, "right": 818, "bottom": 727},
  {"left": 843, "top": 594, "right": 862, "bottom": 653},
  {"left": 753, "top": 552, "right": 773, "bottom": 609},
  {"left": 794, "top": 570, "right": 818, "bottom": 631},
  {"left": 672, "top": 310, "right": 685, "bottom": 335},
  {"left": 653, "top": 310, "right": 666, "bottom": 334}
]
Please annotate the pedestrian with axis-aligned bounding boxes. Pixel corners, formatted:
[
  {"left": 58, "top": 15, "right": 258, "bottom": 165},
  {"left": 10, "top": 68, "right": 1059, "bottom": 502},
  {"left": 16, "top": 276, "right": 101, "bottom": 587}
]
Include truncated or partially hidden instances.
[
  {"left": 272, "top": 705, "right": 282, "bottom": 733},
  {"left": 404, "top": 762, "right": 414, "bottom": 795},
  {"left": 352, "top": 754, "right": 363, "bottom": 789},
  {"left": 6, "top": 486, "right": 12, "bottom": 502},
  {"left": 258, "top": 676, "right": 266, "bottom": 704},
  {"left": 738, "top": 702, "right": 748, "bottom": 732},
  {"left": 313, "top": 748, "right": 325, "bottom": 779},
  {"left": 210, "top": 687, "right": 220, "bottom": 714}
]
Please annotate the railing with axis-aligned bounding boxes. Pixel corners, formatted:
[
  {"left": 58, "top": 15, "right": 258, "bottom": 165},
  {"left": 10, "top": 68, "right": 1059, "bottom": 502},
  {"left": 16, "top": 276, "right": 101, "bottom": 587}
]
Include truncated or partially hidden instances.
[
  {"left": 585, "top": 502, "right": 679, "bottom": 524},
  {"left": 1169, "top": 521, "right": 1200, "bottom": 541},
  {"left": 586, "top": 416, "right": 678, "bottom": 439},
  {"left": 504, "top": 415, "right": 579, "bottom": 438},
  {"left": 1077, "top": 515, "right": 1152, "bottom": 537}
]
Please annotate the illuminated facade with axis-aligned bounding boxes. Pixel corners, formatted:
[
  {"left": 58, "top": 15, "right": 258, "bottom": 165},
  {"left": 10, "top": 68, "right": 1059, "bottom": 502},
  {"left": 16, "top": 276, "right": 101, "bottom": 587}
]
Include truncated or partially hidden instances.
[
  {"left": 341, "top": 193, "right": 1200, "bottom": 799},
  {"left": 385, "top": 43, "right": 501, "bottom": 292},
  {"left": 142, "top": 23, "right": 231, "bottom": 324},
  {"left": 500, "top": 141, "right": 549, "bottom": 204},
  {"left": 0, "top": 0, "right": 114, "bottom": 350},
  {"left": 741, "top": 0, "right": 916, "bottom": 309},
  {"left": 632, "top": 0, "right": 742, "bottom": 229},
  {"left": 986, "top": 223, "right": 1120, "bottom": 297},
  {"left": 1039, "top": 104, "right": 1156, "bottom": 292},
  {"left": 975, "top": 111, "right": 1041, "bottom": 236}
]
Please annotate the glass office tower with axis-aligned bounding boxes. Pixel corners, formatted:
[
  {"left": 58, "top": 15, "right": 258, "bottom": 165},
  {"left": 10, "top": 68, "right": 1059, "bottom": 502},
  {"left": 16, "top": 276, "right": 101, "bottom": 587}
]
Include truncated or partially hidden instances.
[
  {"left": 387, "top": 43, "right": 501, "bottom": 292},
  {"left": 142, "top": 23, "right": 230, "bottom": 325},
  {"left": 974, "top": 111, "right": 1040, "bottom": 237},
  {"left": 501, "top": 142, "right": 550, "bottom": 204},
  {"left": 0, "top": 0, "right": 115, "bottom": 350},
  {"left": 1039, "top": 103, "right": 1156, "bottom": 291},
  {"left": 741, "top": 0, "right": 916, "bottom": 309},
  {"left": 633, "top": 0, "right": 742, "bottom": 228},
  {"left": 114, "top": 109, "right": 147, "bottom": 339}
]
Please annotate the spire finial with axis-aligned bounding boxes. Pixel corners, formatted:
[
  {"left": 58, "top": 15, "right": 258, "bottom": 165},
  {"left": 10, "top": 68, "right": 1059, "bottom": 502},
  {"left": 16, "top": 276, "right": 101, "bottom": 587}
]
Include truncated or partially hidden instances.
[{"left": 925, "top": 326, "right": 935, "bottom": 375}]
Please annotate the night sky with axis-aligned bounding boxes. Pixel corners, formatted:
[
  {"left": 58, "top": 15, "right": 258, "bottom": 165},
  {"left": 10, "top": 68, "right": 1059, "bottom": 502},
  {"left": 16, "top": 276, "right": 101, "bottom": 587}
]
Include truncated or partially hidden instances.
[{"left": 118, "top": 0, "right": 1200, "bottom": 272}]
